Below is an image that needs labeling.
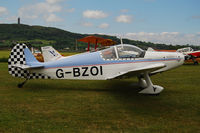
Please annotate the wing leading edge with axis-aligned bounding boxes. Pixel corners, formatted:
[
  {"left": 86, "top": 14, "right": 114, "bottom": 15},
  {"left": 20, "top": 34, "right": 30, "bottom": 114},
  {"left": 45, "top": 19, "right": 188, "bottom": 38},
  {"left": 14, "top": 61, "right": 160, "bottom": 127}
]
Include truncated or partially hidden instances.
[{"left": 106, "top": 63, "right": 166, "bottom": 79}]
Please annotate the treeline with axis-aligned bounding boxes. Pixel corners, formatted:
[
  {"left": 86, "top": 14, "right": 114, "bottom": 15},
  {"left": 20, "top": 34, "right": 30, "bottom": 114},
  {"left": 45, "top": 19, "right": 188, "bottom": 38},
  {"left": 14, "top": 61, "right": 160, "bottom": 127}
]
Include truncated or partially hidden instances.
[{"left": 0, "top": 24, "right": 199, "bottom": 51}]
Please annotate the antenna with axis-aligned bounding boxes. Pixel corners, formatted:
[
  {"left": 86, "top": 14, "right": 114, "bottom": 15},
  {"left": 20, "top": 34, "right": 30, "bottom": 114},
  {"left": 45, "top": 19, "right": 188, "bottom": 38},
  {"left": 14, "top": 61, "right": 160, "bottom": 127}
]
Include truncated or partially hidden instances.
[
  {"left": 120, "top": 37, "right": 124, "bottom": 48},
  {"left": 116, "top": 34, "right": 124, "bottom": 48},
  {"left": 120, "top": 37, "right": 123, "bottom": 45}
]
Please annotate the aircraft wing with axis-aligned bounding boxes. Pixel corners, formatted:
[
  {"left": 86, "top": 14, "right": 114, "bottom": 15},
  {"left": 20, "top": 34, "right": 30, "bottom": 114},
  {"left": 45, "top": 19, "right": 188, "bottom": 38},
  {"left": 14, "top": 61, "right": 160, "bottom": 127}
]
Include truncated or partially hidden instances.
[
  {"left": 107, "top": 63, "right": 166, "bottom": 79},
  {"left": 187, "top": 51, "right": 200, "bottom": 57}
]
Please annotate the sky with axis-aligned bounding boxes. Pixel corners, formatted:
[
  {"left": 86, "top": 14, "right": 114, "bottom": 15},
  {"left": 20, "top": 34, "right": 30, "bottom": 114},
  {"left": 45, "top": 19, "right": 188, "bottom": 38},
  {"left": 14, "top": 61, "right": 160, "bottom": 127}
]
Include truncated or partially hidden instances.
[{"left": 0, "top": 0, "right": 200, "bottom": 45}]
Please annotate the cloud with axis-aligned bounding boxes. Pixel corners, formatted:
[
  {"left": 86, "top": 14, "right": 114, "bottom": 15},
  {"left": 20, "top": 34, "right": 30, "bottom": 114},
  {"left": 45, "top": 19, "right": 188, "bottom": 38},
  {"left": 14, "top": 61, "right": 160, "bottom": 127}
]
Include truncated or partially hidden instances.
[
  {"left": 5, "top": 16, "right": 18, "bottom": 22},
  {"left": 18, "top": 1, "right": 62, "bottom": 23},
  {"left": 83, "top": 10, "right": 108, "bottom": 19},
  {"left": 125, "top": 32, "right": 200, "bottom": 45},
  {"left": 82, "top": 22, "right": 93, "bottom": 27},
  {"left": 18, "top": 6, "right": 39, "bottom": 19},
  {"left": 116, "top": 15, "right": 133, "bottom": 23},
  {"left": 45, "top": 13, "right": 62, "bottom": 22},
  {"left": 0, "top": 6, "right": 8, "bottom": 16},
  {"left": 98, "top": 23, "right": 109, "bottom": 29},
  {"left": 46, "top": 0, "right": 63, "bottom": 4},
  {"left": 34, "top": 2, "right": 62, "bottom": 13}
]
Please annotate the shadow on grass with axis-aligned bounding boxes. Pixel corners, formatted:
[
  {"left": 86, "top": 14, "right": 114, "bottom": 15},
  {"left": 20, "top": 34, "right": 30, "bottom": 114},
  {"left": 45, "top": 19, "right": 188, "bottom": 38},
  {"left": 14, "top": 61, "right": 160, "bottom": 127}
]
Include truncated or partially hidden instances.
[
  {"left": 23, "top": 78, "right": 161, "bottom": 102},
  {"left": 24, "top": 79, "right": 141, "bottom": 93},
  {"left": 15, "top": 78, "right": 180, "bottom": 127}
]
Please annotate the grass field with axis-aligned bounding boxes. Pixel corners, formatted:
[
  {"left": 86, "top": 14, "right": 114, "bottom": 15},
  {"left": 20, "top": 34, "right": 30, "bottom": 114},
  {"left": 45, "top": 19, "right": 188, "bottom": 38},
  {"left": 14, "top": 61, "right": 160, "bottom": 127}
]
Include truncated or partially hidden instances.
[
  {"left": 0, "top": 50, "right": 10, "bottom": 58},
  {"left": 0, "top": 62, "right": 200, "bottom": 133}
]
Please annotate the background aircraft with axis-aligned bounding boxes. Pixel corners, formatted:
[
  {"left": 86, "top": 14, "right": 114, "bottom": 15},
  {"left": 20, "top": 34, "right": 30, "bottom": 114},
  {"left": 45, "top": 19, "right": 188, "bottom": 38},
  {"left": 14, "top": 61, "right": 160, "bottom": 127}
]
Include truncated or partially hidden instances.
[
  {"left": 8, "top": 43, "right": 184, "bottom": 95},
  {"left": 150, "top": 47, "right": 200, "bottom": 65},
  {"left": 177, "top": 47, "right": 200, "bottom": 65}
]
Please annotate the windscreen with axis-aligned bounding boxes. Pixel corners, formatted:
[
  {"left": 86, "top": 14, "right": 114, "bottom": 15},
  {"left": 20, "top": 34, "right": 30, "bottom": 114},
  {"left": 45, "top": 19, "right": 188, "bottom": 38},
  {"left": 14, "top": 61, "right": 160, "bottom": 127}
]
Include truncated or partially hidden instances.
[
  {"left": 101, "top": 47, "right": 117, "bottom": 59},
  {"left": 116, "top": 45, "right": 144, "bottom": 58}
]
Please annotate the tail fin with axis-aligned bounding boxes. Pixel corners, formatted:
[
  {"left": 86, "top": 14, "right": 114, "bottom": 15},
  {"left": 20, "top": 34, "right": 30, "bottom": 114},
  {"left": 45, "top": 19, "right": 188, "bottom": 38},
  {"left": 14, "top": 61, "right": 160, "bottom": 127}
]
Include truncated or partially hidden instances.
[
  {"left": 147, "top": 47, "right": 155, "bottom": 52},
  {"left": 41, "top": 46, "right": 63, "bottom": 62},
  {"left": 8, "top": 43, "right": 51, "bottom": 79}
]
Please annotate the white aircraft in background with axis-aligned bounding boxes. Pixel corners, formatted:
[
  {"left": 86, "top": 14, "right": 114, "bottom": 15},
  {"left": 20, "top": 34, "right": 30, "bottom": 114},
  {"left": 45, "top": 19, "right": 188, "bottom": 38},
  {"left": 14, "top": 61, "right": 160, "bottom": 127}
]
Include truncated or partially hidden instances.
[
  {"left": 177, "top": 47, "right": 200, "bottom": 65},
  {"left": 8, "top": 43, "right": 185, "bottom": 95}
]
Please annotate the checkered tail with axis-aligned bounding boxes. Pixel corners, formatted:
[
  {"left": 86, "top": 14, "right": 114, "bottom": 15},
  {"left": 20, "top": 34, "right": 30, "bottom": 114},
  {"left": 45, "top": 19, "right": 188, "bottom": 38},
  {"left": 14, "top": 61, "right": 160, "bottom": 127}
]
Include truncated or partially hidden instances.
[{"left": 8, "top": 43, "right": 51, "bottom": 79}]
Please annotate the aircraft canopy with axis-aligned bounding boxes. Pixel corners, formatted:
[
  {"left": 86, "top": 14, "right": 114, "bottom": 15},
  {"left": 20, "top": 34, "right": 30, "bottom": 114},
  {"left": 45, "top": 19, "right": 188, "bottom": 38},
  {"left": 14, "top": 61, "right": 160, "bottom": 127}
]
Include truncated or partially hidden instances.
[{"left": 101, "top": 44, "right": 145, "bottom": 60}]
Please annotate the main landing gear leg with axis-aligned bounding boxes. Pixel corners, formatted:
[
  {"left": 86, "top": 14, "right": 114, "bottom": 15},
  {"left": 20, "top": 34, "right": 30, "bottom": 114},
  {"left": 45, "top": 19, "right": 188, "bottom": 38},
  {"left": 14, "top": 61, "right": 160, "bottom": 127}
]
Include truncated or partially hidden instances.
[
  {"left": 18, "top": 78, "right": 29, "bottom": 88},
  {"left": 137, "top": 75, "right": 147, "bottom": 88},
  {"left": 139, "top": 72, "right": 164, "bottom": 94}
]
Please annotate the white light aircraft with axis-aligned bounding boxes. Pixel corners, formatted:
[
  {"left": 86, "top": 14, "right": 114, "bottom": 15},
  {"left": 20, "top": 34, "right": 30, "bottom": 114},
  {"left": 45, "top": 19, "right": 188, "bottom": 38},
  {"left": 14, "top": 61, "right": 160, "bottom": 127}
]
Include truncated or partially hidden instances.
[{"left": 8, "top": 43, "right": 185, "bottom": 94}]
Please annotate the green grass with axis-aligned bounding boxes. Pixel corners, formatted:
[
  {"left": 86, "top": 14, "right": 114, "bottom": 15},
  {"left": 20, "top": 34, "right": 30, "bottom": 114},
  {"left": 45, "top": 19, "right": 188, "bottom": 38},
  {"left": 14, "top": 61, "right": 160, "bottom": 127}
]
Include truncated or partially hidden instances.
[
  {"left": 0, "top": 63, "right": 200, "bottom": 132},
  {"left": 0, "top": 50, "right": 10, "bottom": 58}
]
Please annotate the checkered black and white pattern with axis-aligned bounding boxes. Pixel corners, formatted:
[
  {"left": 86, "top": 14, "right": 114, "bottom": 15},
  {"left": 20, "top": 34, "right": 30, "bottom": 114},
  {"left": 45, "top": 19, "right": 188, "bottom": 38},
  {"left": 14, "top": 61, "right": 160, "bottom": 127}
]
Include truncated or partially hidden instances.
[{"left": 8, "top": 43, "right": 51, "bottom": 79}]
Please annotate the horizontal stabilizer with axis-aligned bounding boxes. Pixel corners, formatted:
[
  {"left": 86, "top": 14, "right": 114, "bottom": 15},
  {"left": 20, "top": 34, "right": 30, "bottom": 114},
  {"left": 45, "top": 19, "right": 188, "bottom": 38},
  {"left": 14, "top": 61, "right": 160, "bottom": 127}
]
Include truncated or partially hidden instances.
[
  {"left": 12, "top": 63, "right": 44, "bottom": 69},
  {"left": 8, "top": 43, "right": 51, "bottom": 79}
]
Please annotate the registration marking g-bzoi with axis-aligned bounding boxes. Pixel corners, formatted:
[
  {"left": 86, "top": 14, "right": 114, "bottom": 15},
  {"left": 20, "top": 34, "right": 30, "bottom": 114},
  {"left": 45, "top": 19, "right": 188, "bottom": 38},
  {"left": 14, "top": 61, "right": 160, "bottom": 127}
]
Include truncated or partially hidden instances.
[{"left": 56, "top": 66, "right": 103, "bottom": 78}]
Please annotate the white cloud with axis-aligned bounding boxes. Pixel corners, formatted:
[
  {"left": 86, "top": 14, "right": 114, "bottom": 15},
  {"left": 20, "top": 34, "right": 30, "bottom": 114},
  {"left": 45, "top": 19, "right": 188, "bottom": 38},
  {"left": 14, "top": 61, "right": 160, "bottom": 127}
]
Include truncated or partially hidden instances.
[
  {"left": 46, "top": 0, "right": 63, "bottom": 4},
  {"left": 18, "top": 1, "right": 62, "bottom": 23},
  {"left": 116, "top": 15, "right": 133, "bottom": 23},
  {"left": 6, "top": 16, "right": 18, "bottom": 22},
  {"left": 125, "top": 32, "right": 200, "bottom": 45},
  {"left": 35, "top": 2, "right": 62, "bottom": 13},
  {"left": 82, "top": 22, "right": 93, "bottom": 27},
  {"left": 18, "top": 6, "right": 39, "bottom": 19},
  {"left": 83, "top": 10, "right": 108, "bottom": 19},
  {"left": 0, "top": 6, "right": 8, "bottom": 16},
  {"left": 45, "top": 14, "right": 62, "bottom": 22},
  {"left": 98, "top": 23, "right": 109, "bottom": 29}
]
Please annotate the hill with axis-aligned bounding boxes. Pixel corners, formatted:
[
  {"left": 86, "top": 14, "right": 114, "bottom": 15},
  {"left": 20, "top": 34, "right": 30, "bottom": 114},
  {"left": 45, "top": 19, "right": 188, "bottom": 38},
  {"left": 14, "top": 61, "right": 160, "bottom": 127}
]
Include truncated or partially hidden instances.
[{"left": 0, "top": 24, "right": 199, "bottom": 51}]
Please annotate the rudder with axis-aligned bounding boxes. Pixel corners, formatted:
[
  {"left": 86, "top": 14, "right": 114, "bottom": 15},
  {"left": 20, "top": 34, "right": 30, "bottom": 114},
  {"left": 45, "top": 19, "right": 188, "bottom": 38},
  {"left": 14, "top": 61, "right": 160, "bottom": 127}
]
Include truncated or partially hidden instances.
[
  {"left": 41, "top": 46, "right": 63, "bottom": 62},
  {"left": 8, "top": 43, "right": 29, "bottom": 78}
]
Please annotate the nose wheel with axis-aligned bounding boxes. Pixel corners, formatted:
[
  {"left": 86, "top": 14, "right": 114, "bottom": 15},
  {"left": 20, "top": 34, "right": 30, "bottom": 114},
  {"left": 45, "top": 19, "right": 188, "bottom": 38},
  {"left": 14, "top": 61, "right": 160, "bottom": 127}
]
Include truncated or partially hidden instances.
[{"left": 138, "top": 72, "right": 164, "bottom": 94}]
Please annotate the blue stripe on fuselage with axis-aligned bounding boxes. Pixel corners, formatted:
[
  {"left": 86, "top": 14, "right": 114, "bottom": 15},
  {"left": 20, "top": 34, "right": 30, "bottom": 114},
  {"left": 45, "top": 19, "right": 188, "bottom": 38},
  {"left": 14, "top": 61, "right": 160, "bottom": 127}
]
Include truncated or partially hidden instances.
[{"left": 42, "top": 51, "right": 179, "bottom": 69}]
